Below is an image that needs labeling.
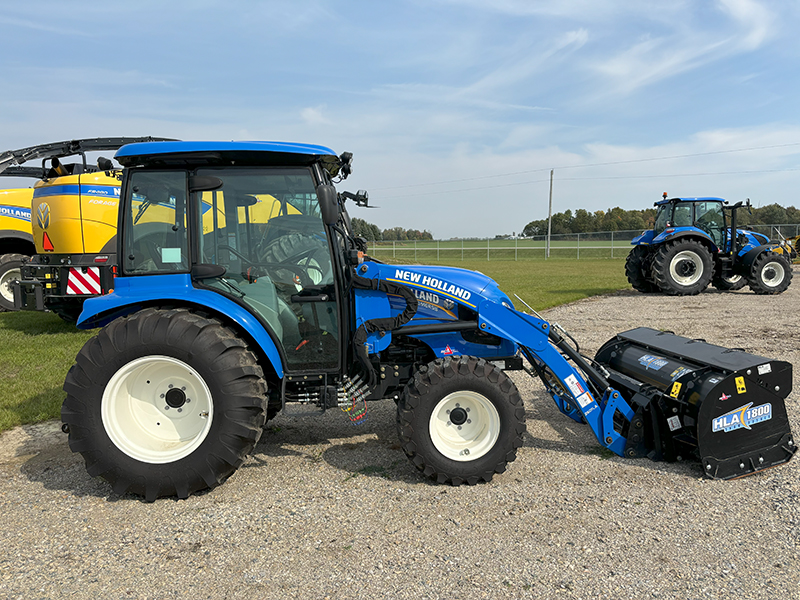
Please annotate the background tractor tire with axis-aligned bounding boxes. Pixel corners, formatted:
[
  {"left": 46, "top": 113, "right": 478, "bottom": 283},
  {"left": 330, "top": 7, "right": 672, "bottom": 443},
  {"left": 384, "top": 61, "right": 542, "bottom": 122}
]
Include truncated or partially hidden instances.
[
  {"left": 651, "top": 239, "right": 713, "bottom": 296},
  {"left": 396, "top": 356, "right": 525, "bottom": 485},
  {"left": 62, "top": 308, "right": 268, "bottom": 501},
  {"left": 711, "top": 273, "right": 746, "bottom": 291},
  {"left": 48, "top": 299, "right": 86, "bottom": 324},
  {"left": 625, "top": 246, "right": 659, "bottom": 293},
  {"left": 0, "top": 253, "right": 27, "bottom": 312},
  {"left": 747, "top": 252, "right": 793, "bottom": 295}
]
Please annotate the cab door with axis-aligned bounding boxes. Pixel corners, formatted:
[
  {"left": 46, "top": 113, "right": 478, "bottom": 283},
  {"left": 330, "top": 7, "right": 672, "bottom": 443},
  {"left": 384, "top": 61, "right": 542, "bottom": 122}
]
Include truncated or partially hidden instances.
[{"left": 192, "top": 167, "right": 340, "bottom": 372}]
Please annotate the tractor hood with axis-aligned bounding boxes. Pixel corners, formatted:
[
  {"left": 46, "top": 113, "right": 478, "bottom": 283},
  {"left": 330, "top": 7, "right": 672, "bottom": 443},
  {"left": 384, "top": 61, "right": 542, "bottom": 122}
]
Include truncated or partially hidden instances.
[{"left": 359, "top": 261, "right": 512, "bottom": 310}]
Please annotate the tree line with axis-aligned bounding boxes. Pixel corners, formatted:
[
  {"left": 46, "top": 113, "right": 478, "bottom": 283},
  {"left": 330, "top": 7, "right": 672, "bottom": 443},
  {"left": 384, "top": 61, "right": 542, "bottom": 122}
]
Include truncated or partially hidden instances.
[
  {"left": 522, "top": 203, "right": 800, "bottom": 237},
  {"left": 351, "top": 217, "right": 433, "bottom": 241}
]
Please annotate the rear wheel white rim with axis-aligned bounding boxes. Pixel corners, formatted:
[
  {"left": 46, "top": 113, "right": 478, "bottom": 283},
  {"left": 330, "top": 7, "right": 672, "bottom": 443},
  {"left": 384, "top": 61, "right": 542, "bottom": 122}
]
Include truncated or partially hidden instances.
[
  {"left": 723, "top": 274, "right": 742, "bottom": 284},
  {"left": 429, "top": 391, "right": 500, "bottom": 461},
  {"left": 101, "top": 355, "right": 214, "bottom": 464},
  {"left": 0, "top": 266, "right": 20, "bottom": 303},
  {"left": 669, "top": 251, "right": 703, "bottom": 286},
  {"left": 760, "top": 261, "right": 785, "bottom": 287}
]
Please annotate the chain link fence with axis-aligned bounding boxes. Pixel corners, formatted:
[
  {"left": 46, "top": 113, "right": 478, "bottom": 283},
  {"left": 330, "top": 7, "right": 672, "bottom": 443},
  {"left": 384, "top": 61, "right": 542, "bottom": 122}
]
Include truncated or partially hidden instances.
[{"left": 368, "top": 224, "right": 800, "bottom": 262}]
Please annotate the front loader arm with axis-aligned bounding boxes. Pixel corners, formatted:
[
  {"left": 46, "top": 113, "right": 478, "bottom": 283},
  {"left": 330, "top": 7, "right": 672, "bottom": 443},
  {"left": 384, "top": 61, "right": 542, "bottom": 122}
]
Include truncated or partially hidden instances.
[{"left": 477, "top": 300, "right": 636, "bottom": 456}]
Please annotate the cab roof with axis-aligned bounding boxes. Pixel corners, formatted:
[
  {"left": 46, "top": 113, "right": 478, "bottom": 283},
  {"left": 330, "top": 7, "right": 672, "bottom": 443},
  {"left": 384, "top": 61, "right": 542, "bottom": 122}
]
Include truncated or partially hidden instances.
[
  {"left": 655, "top": 196, "right": 725, "bottom": 206},
  {"left": 115, "top": 140, "right": 337, "bottom": 168}
]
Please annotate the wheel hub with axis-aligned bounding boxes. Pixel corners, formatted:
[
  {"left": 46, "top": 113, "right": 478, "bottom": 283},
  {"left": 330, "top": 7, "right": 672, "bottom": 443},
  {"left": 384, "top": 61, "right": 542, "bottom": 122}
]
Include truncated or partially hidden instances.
[
  {"left": 165, "top": 387, "right": 187, "bottom": 408},
  {"left": 429, "top": 391, "right": 500, "bottom": 462},
  {"left": 449, "top": 407, "right": 468, "bottom": 426},
  {"left": 676, "top": 259, "right": 696, "bottom": 277}
]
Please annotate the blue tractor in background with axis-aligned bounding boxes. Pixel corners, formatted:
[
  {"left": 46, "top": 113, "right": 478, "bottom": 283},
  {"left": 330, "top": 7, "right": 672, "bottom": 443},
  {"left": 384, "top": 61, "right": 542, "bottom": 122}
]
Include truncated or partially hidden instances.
[
  {"left": 626, "top": 194, "right": 793, "bottom": 295},
  {"left": 52, "top": 144, "right": 795, "bottom": 500}
]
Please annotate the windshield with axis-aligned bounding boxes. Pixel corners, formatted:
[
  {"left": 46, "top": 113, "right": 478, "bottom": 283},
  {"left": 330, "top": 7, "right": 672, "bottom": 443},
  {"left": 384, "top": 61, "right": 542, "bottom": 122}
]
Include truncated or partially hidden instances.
[{"left": 654, "top": 204, "right": 670, "bottom": 233}]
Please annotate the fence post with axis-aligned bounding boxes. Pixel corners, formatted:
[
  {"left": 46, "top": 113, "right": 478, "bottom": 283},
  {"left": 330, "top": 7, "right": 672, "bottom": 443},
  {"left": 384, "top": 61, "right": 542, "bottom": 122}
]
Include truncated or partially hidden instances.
[
  {"left": 611, "top": 231, "right": 614, "bottom": 259},
  {"left": 577, "top": 233, "right": 580, "bottom": 259}
]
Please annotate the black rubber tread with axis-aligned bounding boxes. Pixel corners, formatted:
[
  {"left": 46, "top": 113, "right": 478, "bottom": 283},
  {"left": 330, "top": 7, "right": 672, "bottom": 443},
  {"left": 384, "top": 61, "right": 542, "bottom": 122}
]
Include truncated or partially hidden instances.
[
  {"left": 625, "top": 246, "right": 659, "bottom": 293},
  {"left": 651, "top": 239, "right": 713, "bottom": 296},
  {"left": 747, "top": 252, "right": 793, "bottom": 295},
  {"left": 48, "top": 299, "right": 86, "bottom": 324},
  {"left": 396, "top": 355, "right": 526, "bottom": 485},
  {"left": 62, "top": 308, "right": 268, "bottom": 501},
  {"left": 0, "top": 253, "right": 28, "bottom": 312},
  {"left": 711, "top": 273, "right": 746, "bottom": 291}
]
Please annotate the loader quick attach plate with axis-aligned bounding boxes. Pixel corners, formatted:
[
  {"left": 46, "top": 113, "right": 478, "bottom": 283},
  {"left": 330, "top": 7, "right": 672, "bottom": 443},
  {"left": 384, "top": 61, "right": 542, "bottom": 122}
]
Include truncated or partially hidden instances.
[{"left": 595, "top": 328, "right": 796, "bottom": 479}]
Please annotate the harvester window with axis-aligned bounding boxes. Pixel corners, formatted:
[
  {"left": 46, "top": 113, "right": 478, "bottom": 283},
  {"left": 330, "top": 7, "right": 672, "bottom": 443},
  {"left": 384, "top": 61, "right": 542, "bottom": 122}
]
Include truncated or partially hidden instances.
[{"left": 124, "top": 170, "right": 189, "bottom": 274}]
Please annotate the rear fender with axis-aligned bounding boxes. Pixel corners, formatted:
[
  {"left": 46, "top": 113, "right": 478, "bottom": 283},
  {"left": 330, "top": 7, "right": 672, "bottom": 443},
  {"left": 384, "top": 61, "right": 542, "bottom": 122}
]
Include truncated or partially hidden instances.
[
  {"left": 651, "top": 229, "right": 719, "bottom": 252},
  {"left": 78, "top": 273, "right": 285, "bottom": 378}
]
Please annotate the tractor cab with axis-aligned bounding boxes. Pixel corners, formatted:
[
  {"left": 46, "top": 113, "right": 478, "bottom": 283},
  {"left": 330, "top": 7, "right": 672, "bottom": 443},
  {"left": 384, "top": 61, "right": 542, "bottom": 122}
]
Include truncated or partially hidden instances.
[
  {"left": 653, "top": 196, "right": 727, "bottom": 250},
  {"left": 119, "top": 155, "right": 343, "bottom": 372}
]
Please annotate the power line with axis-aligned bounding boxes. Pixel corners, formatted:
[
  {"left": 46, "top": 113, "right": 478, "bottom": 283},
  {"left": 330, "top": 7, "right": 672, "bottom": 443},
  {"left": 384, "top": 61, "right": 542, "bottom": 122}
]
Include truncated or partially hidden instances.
[
  {"left": 378, "top": 166, "right": 800, "bottom": 199},
  {"left": 371, "top": 141, "right": 800, "bottom": 192}
]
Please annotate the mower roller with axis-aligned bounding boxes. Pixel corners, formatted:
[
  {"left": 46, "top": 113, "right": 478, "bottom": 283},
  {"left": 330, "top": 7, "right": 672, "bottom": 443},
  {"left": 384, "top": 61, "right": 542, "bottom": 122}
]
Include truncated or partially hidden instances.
[
  {"left": 595, "top": 328, "right": 795, "bottom": 479},
  {"left": 50, "top": 140, "right": 795, "bottom": 499}
]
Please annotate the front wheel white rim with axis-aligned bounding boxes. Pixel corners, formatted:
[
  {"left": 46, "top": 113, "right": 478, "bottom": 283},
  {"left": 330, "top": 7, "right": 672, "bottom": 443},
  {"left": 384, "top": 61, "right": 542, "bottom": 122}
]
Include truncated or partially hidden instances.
[
  {"left": 102, "top": 355, "right": 214, "bottom": 464},
  {"left": 429, "top": 391, "right": 500, "bottom": 462},
  {"left": 0, "top": 266, "right": 20, "bottom": 303},
  {"left": 760, "top": 261, "right": 786, "bottom": 287},
  {"left": 669, "top": 251, "right": 703, "bottom": 286}
]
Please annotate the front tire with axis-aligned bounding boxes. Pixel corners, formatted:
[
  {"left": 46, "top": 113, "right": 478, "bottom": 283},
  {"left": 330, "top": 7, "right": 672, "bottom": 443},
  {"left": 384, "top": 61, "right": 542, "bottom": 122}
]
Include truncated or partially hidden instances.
[
  {"left": 396, "top": 356, "right": 525, "bottom": 485},
  {"left": 652, "top": 239, "right": 713, "bottom": 296},
  {"left": 62, "top": 308, "right": 268, "bottom": 500},
  {"left": 0, "top": 253, "right": 27, "bottom": 312},
  {"left": 747, "top": 252, "right": 793, "bottom": 295}
]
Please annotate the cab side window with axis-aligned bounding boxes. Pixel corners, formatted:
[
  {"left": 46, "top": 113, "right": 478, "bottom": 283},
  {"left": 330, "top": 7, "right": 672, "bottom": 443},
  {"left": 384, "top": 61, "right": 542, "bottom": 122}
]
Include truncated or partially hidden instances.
[{"left": 124, "top": 171, "right": 189, "bottom": 274}]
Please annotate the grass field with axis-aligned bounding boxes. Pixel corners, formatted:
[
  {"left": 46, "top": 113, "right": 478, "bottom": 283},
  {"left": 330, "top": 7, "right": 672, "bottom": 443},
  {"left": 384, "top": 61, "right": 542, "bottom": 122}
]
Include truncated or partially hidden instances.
[{"left": 0, "top": 258, "right": 627, "bottom": 433}]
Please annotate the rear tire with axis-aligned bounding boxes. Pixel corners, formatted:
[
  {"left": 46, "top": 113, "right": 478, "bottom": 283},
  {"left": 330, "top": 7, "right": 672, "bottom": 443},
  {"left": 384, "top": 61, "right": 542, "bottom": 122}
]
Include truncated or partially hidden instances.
[
  {"left": 625, "top": 246, "right": 659, "bottom": 293},
  {"left": 747, "top": 252, "right": 793, "bottom": 295},
  {"left": 62, "top": 308, "right": 268, "bottom": 500},
  {"left": 0, "top": 253, "right": 27, "bottom": 312},
  {"left": 652, "top": 239, "right": 713, "bottom": 296},
  {"left": 396, "top": 356, "right": 525, "bottom": 485}
]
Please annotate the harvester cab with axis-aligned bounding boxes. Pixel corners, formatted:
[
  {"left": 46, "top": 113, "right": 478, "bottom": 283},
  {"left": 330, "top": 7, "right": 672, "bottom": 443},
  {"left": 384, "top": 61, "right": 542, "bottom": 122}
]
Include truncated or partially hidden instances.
[
  {"left": 626, "top": 194, "right": 793, "bottom": 296},
  {"left": 0, "top": 137, "right": 174, "bottom": 321},
  {"left": 58, "top": 141, "right": 796, "bottom": 500}
]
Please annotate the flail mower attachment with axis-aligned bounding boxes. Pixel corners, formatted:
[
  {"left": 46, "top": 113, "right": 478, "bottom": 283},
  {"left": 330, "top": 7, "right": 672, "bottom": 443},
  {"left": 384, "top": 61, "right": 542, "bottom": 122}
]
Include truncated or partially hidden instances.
[{"left": 595, "top": 328, "right": 796, "bottom": 479}]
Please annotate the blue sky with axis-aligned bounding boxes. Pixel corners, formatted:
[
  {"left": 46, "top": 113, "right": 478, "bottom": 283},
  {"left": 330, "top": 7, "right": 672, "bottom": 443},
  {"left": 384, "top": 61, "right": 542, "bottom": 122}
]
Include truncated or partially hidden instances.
[{"left": 2, "top": 0, "right": 800, "bottom": 238}]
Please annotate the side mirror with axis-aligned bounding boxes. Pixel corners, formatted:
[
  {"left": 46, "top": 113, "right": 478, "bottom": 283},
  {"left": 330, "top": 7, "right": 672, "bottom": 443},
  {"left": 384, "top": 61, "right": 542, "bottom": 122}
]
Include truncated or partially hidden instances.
[{"left": 316, "top": 184, "right": 339, "bottom": 225}]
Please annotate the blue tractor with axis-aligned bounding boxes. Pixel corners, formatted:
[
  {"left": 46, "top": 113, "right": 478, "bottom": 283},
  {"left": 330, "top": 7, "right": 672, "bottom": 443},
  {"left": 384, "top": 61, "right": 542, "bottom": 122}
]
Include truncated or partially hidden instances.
[
  {"left": 626, "top": 194, "right": 793, "bottom": 295},
  {"left": 58, "top": 142, "right": 796, "bottom": 500}
]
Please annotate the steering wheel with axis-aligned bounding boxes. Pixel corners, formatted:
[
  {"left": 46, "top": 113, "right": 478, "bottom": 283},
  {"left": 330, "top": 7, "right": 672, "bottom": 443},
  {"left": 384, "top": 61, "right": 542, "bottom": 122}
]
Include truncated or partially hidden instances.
[{"left": 217, "top": 244, "right": 317, "bottom": 287}]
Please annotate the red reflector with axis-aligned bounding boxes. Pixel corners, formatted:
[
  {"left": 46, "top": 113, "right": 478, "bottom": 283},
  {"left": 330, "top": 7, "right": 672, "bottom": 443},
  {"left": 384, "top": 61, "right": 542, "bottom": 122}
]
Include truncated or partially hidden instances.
[
  {"left": 94, "top": 256, "right": 109, "bottom": 263},
  {"left": 42, "top": 232, "right": 54, "bottom": 252}
]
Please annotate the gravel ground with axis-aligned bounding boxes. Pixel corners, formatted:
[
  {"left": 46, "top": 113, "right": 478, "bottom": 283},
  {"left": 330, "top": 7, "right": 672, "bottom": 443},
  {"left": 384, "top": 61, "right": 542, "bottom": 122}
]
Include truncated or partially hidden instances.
[{"left": 1, "top": 271, "right": 799, "bottom": 600}]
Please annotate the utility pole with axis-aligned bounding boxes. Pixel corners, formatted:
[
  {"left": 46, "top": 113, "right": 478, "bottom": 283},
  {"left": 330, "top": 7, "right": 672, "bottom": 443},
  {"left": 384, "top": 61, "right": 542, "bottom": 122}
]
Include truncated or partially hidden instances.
[{"left": 546, "top": 169, "right": 553, "bottom": 259}]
